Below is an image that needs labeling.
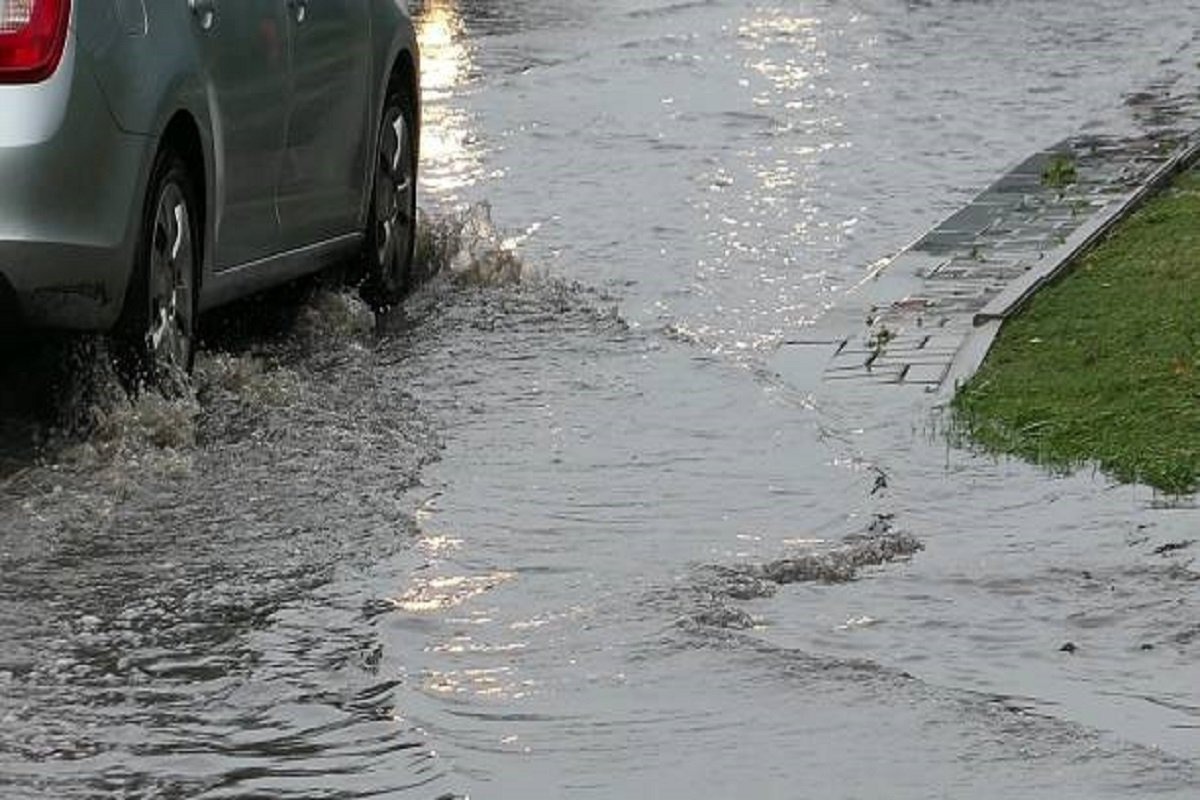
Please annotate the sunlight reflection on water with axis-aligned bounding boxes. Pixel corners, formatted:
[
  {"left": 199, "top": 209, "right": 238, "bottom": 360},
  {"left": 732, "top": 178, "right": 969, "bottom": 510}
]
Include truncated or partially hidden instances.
[{"left": 416, "top": 0, "right": 486, "bottom": 201}]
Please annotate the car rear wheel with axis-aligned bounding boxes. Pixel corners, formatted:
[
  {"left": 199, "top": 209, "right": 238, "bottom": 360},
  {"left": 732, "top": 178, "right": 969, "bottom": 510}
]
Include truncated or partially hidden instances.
[
  {"left": 360, "top": 84, "right": 417, "bottom": 310},
  {"left": 117, "top": 149, "right": 198, "bottom": 392}
]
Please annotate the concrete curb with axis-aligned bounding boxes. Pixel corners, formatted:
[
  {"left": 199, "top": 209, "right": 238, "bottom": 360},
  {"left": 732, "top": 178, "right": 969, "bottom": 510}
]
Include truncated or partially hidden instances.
[
  {"left": 975, "top": 132, "right": 1200, "bottom": 325},
  {"left": 934, "top": 131, "right": 1200, "bottom": 406}
]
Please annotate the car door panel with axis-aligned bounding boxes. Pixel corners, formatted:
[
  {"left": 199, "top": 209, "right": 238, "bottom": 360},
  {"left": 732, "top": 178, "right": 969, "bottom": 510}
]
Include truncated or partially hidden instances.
[
  {"left": 191, "top": 0, "right": 292, "bottom": 271},
  {"left": 277, "top": 0, "right": 371, "bottom": 249}
]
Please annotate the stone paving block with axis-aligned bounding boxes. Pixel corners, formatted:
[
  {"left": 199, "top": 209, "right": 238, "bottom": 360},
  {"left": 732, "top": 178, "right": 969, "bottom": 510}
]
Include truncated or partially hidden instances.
[
  {"left": 1009, "top": 148, "right": 1069, "bottom": 177},
  {"left": 884, "top": 339, "right": 960, "bottom": 354},
  {"left": 886, "top": 250, "right": 947, "bottom": 273},
  {"left": 873, "top": 356, "right": 956, "bottom": 371},
  {"left": 913, "top": 230, "right": 979, "bottom": 254},
  {"left": 826, "top": 354, "right": 874, "bottom": 371},
  {"left": 919, "top": 284, "right": 992, "bottom": 300},
  {"left": 770, "top": 342, "right": 841, "bottom": 390},
  {"left": 977, "top": 224, "right": 1030, "bottom": 241},
  {"left": 990, "top": 173, "right": 1044, "bottom": 194},
  {"left": 926, "top": 264, "right": 972, "bottom": 281},
  {"left": 902, "top": 363, "right": 950, "bottom": 385},
  {"left": 824, "top": 366, "right": 905, "bottom": 383},
  {"left": 898, "top": 348, "right": 957, "bottom": 362},
  {"left": 921, "top": 334, "right": 967, "bottom": 352},
  {"left": 913, "top": 258, "right": 951, "bottom": 279},
  {"left": 1039, "top": 211, "right": 1083, "bottom": 226},
  {"left": 886, "top": 338, "right": 937, "bottom": 351},
  {"left": 931, "top": 259, "right": 1029, "bottom": 282},
  {"left": 869, "top": 343, "right": 919, "bottom": 356},
  {"left": 986, "top": 239, "right": 1054, "bottom": 255},
  {"left": 972, "top": 187, "right": 1027, "bottom": 203},
  {"left": 938, "top": 203, "right": 1005, "bottom": 234}
]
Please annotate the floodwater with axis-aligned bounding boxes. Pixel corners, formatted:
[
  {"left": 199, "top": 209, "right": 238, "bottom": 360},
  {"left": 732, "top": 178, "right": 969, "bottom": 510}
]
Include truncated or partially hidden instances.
[{"left": 2, "top": 0, "right": 1199, "bottom": 796}]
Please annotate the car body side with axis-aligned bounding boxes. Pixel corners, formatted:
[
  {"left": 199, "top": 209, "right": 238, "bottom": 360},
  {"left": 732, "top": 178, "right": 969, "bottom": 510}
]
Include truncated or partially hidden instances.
[{"left": 0, "top": 0, "right": 419, "bottom": 332}]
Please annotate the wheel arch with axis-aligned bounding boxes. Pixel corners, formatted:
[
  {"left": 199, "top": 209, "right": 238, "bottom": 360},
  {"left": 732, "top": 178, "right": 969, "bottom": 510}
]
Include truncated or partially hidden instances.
[
  {"left": 388, "top": 49, "right": 421, "bottom": 154},
  {"left": 114, "top": 118, "right": 205, "bottom": 388},
  {"left": 357, "top": 43, "right": 420, "bottom": 231}
]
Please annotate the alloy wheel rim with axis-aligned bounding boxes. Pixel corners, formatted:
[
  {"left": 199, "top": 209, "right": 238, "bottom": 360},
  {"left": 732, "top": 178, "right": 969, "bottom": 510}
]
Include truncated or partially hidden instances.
[
  {"left": 375, "top": 107, "right": 414, "bottom": 277},
  {"left": 146, "top": 182, "right": 194, "bottom": 374}
]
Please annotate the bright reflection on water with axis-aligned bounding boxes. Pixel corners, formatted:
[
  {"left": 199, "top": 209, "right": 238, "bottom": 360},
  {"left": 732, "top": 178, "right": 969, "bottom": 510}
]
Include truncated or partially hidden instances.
[
  {"left": 390, "top": 571, "right": 516, "bottom": 613},
  {"left": 416, "top": 0, "right": 470, "bottom": 99},
  {"left": 739, "top": 12, "right": 820, "bottom": 94},
  {"left": 414, "top": 0, "right": 485, "bottom": 202},
  {"left": 658, "top": 5, "right": 852, "bottom": 358}
]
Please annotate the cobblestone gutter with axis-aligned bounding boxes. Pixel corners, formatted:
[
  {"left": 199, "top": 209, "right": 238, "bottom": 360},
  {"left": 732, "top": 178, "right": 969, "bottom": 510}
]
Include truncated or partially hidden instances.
[{"left": 818, "top": 84, "right": 1200, "bottom": 399}]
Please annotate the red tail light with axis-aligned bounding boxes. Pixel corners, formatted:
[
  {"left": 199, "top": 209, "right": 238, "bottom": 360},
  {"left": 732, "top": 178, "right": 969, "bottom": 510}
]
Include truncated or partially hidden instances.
[{"left": 0, "top": 0, "right": 71, "bottom": 84}]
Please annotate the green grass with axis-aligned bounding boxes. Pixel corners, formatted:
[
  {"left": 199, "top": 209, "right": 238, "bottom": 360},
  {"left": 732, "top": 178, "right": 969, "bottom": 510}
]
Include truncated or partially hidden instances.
[{"left": 953, "top": 169, "right": 1200, "bottom": 494}]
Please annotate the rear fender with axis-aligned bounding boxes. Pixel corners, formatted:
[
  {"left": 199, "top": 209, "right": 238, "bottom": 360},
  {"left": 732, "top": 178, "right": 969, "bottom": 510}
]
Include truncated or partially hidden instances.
[{"left": 76, "top": 2, "right": 217, "bottom": 297}]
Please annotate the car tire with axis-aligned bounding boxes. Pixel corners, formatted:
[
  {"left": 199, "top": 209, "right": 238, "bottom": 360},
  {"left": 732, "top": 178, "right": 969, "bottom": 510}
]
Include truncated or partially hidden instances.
[
  {"left": 116, "top": 148, "right": 199, "bottom": 392},
  {"left": 360, "top": 82, "right": 418, "bottom": 311}
]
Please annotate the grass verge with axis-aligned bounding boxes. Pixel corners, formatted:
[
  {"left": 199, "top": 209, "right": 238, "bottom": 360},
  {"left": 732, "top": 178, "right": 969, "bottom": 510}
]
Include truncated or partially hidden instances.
[{"left": 952, "top": 168, "right": 1200, "bottom": 494}]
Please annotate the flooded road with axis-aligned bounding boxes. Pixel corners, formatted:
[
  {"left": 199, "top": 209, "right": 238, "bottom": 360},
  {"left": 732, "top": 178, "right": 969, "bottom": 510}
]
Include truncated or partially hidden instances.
[{"left": 3, "top": 0, "right": 1200, "bottom": 797}]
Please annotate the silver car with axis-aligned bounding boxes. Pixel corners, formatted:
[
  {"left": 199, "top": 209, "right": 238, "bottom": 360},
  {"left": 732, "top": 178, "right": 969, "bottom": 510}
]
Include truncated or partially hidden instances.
[{"left": 0, "top": 0, "right": 419, "bottom": 382}]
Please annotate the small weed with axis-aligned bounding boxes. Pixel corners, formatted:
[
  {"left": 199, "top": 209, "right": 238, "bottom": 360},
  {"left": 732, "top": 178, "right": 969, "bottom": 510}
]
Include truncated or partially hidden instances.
[
  {"left": 865, "top": 325, "right": 895, "bottom": 367},
  {"left": 1042, "top": 153, "right": 1078, "bottom": 189}
]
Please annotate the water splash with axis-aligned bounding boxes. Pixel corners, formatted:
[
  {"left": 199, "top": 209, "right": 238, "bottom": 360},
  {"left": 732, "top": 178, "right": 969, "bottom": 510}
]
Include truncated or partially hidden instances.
[
  {"left": 414, "top": 202, "right": 533, "bottom": 287},
  {"left": 2, "top": 284, "right": 382, "bottom": 477},
  {"left": 3, "top": 337, "right": 199, "bottom": 469},
  {"left": 0, "top": 201, "right": 545, "bottom": 477},
  {"left": 294, "top": 288, "right": 377, "bottom": 341},
  {"left": 193, "top": 352, "right": 302, "bottom": 410}
]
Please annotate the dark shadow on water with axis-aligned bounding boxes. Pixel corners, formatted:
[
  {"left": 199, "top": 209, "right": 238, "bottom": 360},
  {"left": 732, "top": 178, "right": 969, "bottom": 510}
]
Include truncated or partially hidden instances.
[
  {"left": 198, "top": 275, "right": 326, "bottom": 355},
  {"left": 0, "top": 333, "right": 74, "bottom": 478}
]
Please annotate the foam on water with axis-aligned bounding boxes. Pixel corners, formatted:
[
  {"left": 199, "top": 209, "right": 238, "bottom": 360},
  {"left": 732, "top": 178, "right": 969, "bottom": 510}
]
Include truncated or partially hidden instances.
[
  {"left": 668, "top": 516, "right": 924, "bottom": 631},
  {"left": 193, "top": 352, "right": 303, "bottom": 410}
]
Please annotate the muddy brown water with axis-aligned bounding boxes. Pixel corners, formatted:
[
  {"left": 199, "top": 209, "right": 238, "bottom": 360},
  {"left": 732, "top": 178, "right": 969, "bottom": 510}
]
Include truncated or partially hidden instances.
[{"left": 2, "top": 0, "right": 1199, "bottom": 797}]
